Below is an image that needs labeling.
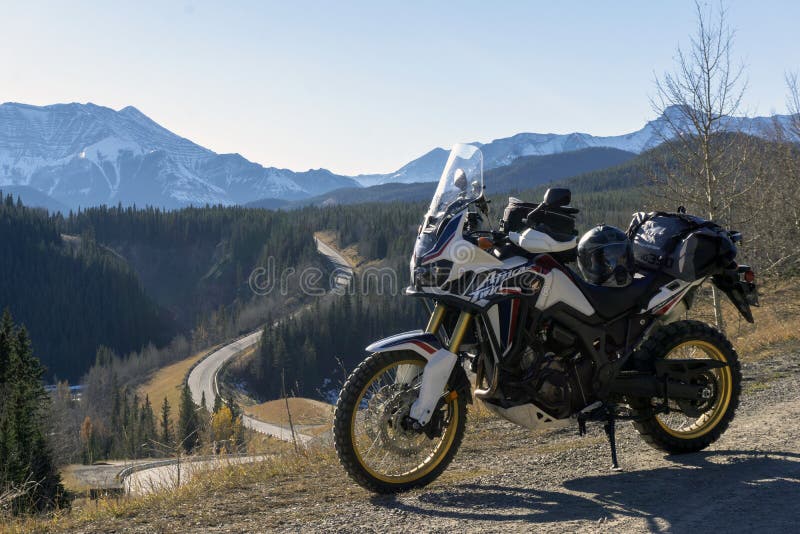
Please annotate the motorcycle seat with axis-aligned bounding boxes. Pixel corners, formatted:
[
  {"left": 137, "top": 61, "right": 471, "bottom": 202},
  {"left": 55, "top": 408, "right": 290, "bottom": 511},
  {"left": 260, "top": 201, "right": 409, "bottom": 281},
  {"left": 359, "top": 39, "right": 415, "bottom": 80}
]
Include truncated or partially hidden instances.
[{"left": 566, "top": 268, "right": 671, "bottom": 320}]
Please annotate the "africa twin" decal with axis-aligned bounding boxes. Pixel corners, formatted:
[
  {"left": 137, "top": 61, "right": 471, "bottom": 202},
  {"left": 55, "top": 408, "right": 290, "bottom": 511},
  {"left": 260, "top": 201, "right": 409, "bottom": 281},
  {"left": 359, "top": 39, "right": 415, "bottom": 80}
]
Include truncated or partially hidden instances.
[{"left": 467, "top": 263, "right": 541, "bottom": 302}]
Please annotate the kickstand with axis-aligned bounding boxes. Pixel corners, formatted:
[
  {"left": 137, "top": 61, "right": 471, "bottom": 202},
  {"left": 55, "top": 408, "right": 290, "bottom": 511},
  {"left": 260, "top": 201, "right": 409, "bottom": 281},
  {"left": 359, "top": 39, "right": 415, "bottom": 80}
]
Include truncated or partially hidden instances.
[{"left": 603, "top": 409, "right": 621, "bottom": 471}]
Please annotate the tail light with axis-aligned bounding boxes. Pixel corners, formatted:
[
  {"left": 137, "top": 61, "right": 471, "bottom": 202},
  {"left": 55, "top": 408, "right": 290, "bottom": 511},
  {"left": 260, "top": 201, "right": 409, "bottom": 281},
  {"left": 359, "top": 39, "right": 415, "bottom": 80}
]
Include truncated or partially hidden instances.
[{"left": 737, "top": 264, "right": 755, "bottom": 284}]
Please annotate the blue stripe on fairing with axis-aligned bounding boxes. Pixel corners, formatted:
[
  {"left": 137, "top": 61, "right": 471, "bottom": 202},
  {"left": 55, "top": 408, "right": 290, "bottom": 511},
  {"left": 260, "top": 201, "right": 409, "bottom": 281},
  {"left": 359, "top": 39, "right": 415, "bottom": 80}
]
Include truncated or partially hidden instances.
[{"left": 421, "top": 215, "right": 462, "bottom": 262}]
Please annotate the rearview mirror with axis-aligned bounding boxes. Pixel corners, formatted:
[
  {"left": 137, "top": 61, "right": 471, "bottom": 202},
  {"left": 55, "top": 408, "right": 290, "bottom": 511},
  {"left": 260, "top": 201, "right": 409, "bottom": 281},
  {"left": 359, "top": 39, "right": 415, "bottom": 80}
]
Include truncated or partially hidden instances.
[{"left": 453, "top": 169, "right": 467, "bottom": 191}]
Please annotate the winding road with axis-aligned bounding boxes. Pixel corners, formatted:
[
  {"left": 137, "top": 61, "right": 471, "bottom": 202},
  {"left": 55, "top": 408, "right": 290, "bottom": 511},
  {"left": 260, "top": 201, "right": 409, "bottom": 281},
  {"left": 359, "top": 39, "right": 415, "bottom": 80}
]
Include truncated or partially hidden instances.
[{"left": 186, "top": 236, "right": 353, "bottom": 445}]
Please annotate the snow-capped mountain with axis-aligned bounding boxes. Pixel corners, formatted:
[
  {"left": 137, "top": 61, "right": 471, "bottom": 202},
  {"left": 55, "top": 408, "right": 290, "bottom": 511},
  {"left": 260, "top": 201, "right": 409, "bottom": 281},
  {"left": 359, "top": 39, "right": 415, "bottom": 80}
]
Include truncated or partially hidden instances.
[
  {"left": 356, "top": 106, "right": 799, "bottom": 186},
  {"left": 0, "top": 102, "right": 359, "bottom": 209},
  {"left": 1, "top": 102, "right": 796, "bottom": 209}
]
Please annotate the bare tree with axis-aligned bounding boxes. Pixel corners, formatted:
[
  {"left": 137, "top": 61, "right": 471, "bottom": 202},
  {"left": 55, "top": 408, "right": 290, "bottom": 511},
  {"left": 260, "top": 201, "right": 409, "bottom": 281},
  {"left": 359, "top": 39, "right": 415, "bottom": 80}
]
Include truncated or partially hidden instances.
[
  {"left": 758, "top": 74, "right": 800, "bottom": 272},
  {"left": 786, "top": 73, "right": 800, "bottom": 139},
  {"left": 281, "top": 368, "right": 299, "bottom": 454},
  {"left": 651, "top": 1, "right": 761, "bottom": 331}
]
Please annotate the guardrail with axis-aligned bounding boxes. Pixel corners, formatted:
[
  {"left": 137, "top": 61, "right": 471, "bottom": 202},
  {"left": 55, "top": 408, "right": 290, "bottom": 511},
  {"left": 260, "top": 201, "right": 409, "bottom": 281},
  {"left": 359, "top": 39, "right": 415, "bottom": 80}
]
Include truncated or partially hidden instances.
[{"left": 115, "top": 452, "right": 261, "bottom": 487}]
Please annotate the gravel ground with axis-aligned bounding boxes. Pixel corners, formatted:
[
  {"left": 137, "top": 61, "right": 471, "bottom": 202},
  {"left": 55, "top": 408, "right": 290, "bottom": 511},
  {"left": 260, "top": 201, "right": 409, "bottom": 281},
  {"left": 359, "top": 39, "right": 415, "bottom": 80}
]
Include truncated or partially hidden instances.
[{"left": 67, "top": 346, "right": 800, "bottom": 533}]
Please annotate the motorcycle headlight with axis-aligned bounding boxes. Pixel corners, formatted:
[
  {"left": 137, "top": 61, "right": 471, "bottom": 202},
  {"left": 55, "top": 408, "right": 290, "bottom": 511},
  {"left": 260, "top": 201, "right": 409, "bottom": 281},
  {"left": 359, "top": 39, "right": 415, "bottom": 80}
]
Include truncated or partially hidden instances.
[{"left": 413, "top": 263, "right": 450, "bottom": 288}]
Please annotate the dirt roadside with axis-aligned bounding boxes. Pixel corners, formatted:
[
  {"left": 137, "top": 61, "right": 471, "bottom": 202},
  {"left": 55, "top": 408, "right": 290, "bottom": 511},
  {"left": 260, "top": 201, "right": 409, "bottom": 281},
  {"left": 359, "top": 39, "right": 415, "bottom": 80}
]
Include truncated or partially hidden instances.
[{"left": 60, "top": 341, "right": 800, "bottom": 534}]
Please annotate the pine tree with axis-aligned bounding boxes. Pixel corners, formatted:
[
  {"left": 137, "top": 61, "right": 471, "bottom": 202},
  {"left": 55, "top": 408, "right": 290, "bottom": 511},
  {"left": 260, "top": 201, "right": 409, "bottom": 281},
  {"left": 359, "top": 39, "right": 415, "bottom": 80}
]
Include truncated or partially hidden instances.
[
  {"left": 160, "top": 397, "right": 172, "bottom": 447},
  {"left": 212, "top": 392, "right": 224, "bottom": 414},
  {"left": 177, "top": 384, "right": 199, "bottom": 454},
  {"left": 140, "top": 395, "right": 157, "bottom": 456},
  {"left": 0, "top": 311, "right": 64, "bottom": 513},
  {"left": 0, "top": 309, "right": 14, "bottom": 384},
  {"left": 226, "top": 397, "right": 241, "bottom": 420}
]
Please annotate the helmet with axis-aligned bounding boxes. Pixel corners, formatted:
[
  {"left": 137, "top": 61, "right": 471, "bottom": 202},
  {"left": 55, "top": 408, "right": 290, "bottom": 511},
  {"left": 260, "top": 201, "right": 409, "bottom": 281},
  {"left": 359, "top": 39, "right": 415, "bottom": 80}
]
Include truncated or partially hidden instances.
[{"left": 577, "top": 225, "right": 634, "bottom": 286}]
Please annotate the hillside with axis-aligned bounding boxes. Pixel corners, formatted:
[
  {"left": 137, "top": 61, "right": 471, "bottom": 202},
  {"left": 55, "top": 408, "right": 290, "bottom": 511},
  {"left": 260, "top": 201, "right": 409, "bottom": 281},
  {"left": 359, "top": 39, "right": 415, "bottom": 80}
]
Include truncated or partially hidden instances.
[
  {"left": 60, "top": 204, "right": 329, "bottom": 331},
  {"left": 0, "top": 197, "right": 348, "bottom": 382},
  {"left": 251, "top": 147, "right": 637, "bottom": 209},
  {"left": 0, "top": 193, "right": 173, "bottom": 381}
]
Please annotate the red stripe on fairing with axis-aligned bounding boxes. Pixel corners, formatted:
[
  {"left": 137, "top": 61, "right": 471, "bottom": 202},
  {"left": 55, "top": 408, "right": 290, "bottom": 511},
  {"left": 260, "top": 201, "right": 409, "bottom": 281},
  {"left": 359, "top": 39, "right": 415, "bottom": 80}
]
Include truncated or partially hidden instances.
[
  {"left": 656, "top": 292, "right": 684, "bottom": 315},
  {"left": 410, "top": 340, "right": 437, "bottom": 355},
  {"left": 508, "top": 299, "right": 520, "bottom": 345},
  {"left": 421, "top": 234, "right": 455, "bottom": 263}
]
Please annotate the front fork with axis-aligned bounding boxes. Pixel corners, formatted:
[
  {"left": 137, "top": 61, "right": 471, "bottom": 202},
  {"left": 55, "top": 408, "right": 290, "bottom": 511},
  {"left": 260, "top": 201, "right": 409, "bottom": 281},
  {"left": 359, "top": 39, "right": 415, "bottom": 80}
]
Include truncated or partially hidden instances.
[{"left": 409, "top": 304, "right": 472, "bottom": 425}]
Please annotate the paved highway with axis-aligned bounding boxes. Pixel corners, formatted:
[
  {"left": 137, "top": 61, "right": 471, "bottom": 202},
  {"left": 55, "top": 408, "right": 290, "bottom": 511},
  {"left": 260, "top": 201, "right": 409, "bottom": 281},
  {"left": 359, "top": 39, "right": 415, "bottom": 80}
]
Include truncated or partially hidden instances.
[{"left": 186, "top": 238, "right": 353, "bottom": 445}]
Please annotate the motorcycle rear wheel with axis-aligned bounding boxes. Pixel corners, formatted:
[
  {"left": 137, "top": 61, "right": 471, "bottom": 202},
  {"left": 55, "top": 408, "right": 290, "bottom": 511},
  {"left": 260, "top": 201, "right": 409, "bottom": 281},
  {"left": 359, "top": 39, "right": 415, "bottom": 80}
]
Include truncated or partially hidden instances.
[
  {"left": 630, "top": 320, "right": 741, "bottom": 454},
  {"left": 333, "top": 350, "right": 467, "bottom": 493}
]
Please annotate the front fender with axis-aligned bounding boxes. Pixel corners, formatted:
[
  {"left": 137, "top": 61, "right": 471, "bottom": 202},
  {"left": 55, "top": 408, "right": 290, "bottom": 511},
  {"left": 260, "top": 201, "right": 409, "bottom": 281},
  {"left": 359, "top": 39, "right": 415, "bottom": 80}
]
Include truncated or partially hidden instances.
[
  {"left": 365, "top": 330, "right": 443, "bottom": 359},
  {"left": 365, "top": 331, "right": 473, "bottom": 407}
]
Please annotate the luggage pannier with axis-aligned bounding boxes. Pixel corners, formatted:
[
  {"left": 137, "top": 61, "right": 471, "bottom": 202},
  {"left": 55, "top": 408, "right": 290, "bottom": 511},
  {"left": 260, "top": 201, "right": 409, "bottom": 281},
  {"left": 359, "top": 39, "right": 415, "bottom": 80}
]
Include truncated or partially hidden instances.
[
  {"left": 500, "top": 198, "right": 537, "bottom": 234},
  {"left": 626, "top": 211, "right": 737, "bottom": 282}
]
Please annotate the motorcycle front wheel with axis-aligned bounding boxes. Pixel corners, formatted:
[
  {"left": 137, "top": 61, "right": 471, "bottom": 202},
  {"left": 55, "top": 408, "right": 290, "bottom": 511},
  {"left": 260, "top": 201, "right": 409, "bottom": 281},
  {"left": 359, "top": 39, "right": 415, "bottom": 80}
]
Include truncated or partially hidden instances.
[{"left": 333, "top": 350, "right": 467, "bottom": 494}]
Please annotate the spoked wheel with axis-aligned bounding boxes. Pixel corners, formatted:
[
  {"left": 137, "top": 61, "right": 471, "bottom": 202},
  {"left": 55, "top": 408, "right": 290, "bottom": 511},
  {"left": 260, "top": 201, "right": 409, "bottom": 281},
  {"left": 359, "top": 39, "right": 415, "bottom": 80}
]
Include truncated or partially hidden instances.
[
  {"left": 333, "top": 350, "right": 467, "bottom": 493},
  {"left": 631, "top": 320, "right": 741, "bottom": 454}
]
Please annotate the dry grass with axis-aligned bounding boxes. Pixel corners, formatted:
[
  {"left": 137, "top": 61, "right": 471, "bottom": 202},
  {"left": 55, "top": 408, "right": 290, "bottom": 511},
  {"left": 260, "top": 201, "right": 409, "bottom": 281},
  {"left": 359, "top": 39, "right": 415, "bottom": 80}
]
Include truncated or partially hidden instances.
[
  {"left": 226, "top": 350, "right": 334, "bottom": 434},
  {"left": 136, "top": 349, "right": 208, "bottom": 425},
  {"left": 688, "top": 278, "right": 800, "bottom": 360},
  {"left": 314, "top": 230, "right": 363, "bottom": 268},
  {"left": 58, "top": 466, "right": 90, "bottom": 494},
  {"left": 245, "top": 397, "right": 333, "bottom": 427},
  {"left": 2, "top": 445, "right": 347, "bottom": 533}
]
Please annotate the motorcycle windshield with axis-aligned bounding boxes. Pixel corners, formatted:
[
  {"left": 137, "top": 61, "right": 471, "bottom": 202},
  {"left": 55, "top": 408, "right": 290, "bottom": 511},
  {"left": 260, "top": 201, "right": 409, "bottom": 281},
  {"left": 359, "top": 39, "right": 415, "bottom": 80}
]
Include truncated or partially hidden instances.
[{"left": 425, "top": 143, "right": 484, "bottom": 224}]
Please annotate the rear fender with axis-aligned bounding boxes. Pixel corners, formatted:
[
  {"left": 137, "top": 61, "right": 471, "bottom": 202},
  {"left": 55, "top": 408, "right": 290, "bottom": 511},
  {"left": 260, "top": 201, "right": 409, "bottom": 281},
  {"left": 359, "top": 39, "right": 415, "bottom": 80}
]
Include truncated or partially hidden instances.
[{"left": 712, "top": 266, "right": 758, "bottom": 323}]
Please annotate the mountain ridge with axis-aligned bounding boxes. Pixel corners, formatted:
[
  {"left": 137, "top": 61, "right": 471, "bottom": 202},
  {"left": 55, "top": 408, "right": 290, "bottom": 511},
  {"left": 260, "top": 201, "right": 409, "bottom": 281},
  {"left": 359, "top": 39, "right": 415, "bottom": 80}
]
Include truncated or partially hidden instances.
[
  {"left": 0, "top": 102, "right": 360, "bottom": 210},
  {"left": 359, "top": 105, "right": 798, "bottom": 185},
  {"left": 247, "top": 147, "right": 638, "bottom": 209},
  {"left": 1, "top": 102, "right": 796, "bottom": 210}
]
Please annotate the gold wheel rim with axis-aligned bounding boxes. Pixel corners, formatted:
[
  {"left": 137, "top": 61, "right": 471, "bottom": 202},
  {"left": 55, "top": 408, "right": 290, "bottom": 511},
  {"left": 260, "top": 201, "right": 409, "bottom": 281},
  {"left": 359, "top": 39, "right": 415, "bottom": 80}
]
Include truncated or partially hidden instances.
[
  {"left": 350, "top": 358, "right": 459, "bottom": 484},
  {"left": 655, "top": 340, "right": 733, "bottom": 439}
]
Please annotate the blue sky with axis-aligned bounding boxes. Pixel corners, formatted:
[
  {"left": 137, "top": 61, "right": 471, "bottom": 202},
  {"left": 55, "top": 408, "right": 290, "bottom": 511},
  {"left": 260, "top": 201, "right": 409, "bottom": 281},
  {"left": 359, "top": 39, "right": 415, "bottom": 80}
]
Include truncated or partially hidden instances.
[{"left": 1, "top": 1, "right": 798, "bottom": 175}]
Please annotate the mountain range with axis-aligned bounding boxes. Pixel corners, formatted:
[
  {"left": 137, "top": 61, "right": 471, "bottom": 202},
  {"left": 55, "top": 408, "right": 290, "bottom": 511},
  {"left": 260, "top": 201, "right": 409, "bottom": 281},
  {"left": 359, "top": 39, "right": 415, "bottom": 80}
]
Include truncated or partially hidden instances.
[
  {"left": 0, "top": 102, "right": 796, "bottom": 211},
  {"left": 0, "top": 103, "right": 358, "bottom": 210},
  {"left": 354, "top": 106, "right": 798, "bottom": 186}
]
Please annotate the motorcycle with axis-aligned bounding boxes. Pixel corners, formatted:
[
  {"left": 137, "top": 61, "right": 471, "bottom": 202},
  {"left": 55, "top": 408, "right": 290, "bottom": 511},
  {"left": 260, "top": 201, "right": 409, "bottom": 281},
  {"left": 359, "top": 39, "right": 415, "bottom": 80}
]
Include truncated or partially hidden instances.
[{"left": 333, "top": 143, "right": 759, "bottom": 493}]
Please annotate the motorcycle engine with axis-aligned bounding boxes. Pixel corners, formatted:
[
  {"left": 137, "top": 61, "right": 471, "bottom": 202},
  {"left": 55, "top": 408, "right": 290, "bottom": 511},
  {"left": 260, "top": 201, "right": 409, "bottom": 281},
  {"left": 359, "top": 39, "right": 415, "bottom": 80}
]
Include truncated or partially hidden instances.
[{"left": 509, "top": 343, "right": 594, "bottom": 420}]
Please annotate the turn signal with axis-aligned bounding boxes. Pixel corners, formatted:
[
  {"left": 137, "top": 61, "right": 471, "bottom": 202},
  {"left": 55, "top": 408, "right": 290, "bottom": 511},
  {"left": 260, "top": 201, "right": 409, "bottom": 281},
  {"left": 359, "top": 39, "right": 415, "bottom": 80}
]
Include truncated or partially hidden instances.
[{"left": 477, "top": 237, "right": 493, "bottom": 250}]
